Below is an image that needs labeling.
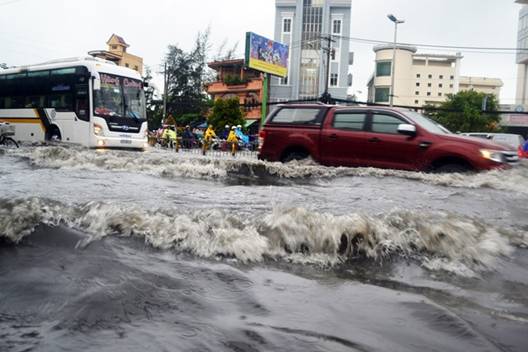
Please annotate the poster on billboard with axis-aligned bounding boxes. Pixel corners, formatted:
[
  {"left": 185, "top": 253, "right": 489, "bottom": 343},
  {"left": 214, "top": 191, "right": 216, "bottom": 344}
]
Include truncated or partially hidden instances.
[{"left": 245, "top": 32, "right": 289, "bottom": 78}]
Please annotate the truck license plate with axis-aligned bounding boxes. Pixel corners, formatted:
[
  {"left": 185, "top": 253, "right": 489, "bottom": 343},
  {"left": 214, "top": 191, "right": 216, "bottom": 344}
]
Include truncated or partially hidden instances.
[{"left": 120, "top": 139, "right": 132, "bottom": 144}]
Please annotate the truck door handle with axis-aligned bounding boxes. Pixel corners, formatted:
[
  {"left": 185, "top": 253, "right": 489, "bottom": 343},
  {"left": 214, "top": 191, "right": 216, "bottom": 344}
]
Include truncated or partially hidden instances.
[
  {"left": 419, "top": 141, "right": 432, "bottom": 149},
  {"left": 329, "top": 134, "right": 338, "bottom": 140},
  {"left": 368, "top": 137, "right": 381, "bottom": 143}
]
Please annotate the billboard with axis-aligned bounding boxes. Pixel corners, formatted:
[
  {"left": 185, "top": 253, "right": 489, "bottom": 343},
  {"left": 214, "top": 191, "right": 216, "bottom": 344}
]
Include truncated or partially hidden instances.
[{"left": 245, "top": 32, "right": 289, "bottom": 78}]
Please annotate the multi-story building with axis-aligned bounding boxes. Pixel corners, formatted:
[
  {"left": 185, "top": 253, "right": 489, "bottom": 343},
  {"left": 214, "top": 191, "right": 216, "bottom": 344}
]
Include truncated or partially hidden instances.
[
  {"left": 459, "top": 76, "right": 503, "bottom": 97},
  {"left": 515, "top": 0, "right": 528, "bottom": 105},
  {"left": 270, "top": 0, "right": 353, "bottom": 101},
  {"left": 367, "top": 45, "right": 503, "bottom": 108},
  {"left": 88, "top": 34, "right": 143, "bottom": 75},
  {"left": 367, "top": 44, "right": 462, "bottom": 107},
  {"left": 205, "top": 59, "right": 264, "bottom": 120}
]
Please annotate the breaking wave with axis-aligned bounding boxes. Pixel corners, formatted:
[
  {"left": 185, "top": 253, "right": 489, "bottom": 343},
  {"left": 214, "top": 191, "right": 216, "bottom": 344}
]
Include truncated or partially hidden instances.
[
  {"left": 6, "top": 145, "right": 528, "bottom": 192},
  {"left": 1, "top": 197, "right": 525, "bottom": 277}
]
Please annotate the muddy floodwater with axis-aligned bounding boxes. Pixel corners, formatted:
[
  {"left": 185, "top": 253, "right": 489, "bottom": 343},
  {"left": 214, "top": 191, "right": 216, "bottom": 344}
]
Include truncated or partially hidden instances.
[{"left": 1, "top": 146, "right": 527, "bottom": 352}]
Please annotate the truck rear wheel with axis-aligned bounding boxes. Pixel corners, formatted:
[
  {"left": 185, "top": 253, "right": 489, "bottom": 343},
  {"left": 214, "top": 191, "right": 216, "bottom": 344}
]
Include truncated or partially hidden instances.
[
  {"left": 434, "top": 163, "right": 472, "bottom": 173},
  {"left": 282, "top": 151, "right": 309, "bottom": 163}
]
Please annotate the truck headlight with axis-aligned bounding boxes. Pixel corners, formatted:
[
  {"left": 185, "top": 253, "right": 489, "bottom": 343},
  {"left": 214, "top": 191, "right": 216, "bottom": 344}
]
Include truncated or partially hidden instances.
[
  {"left": 480, "top": 149, "right": 505, "bottom": 163},
  {"left": 94, "top": 123, "right": 104, "bottom": 136}
]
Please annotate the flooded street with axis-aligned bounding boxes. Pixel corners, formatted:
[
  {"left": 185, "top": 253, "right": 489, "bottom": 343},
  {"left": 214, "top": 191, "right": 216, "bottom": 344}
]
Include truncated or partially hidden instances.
[{"left": 1, "top": 146, "right": 528, "bottom": 351}]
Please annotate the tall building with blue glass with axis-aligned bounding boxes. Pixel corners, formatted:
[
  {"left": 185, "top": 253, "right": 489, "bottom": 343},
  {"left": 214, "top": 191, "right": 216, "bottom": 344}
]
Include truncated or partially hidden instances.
[{"left": 270, "top": 0, "right": 353, "bottom": 102}]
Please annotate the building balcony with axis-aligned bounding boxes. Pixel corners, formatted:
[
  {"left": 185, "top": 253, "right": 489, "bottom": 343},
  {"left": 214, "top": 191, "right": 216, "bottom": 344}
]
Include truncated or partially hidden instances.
[{"left": 206, "top": 80, "right": 263, "bottom": 95}]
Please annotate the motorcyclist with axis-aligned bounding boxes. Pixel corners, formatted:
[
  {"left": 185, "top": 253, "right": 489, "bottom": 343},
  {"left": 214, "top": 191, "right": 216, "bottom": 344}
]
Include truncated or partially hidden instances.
[
  {"left": 226, "top": 126, "right": 239, "bottom": 156},
  {"left": 182, "top": 125, "right": 195, "bottom": 148},
  {"left": 161, "top": 125, "right": 177, "bottom": 148},
  {"left": 202, "top": 125, "right": 217, "bottom": 155}
]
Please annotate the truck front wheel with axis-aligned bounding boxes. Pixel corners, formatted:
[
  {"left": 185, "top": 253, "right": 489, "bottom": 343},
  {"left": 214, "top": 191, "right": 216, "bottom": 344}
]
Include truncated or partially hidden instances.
[{"left": 282, "top": 151, "right": 309, "bottom": 163}]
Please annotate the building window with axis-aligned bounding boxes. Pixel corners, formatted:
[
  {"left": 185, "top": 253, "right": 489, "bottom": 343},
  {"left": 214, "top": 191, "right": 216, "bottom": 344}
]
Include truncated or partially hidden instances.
[
  {"left": 450, "top": 75, "right": 454, "bottom": 80},
  {"left": 438, "top": 92, "right": 443, "bottom": 97},
  {"left": 416, "top": 82, "right": 420, "bottom": 87},
  {"left": 427, "top": 92, "right": 431, "bottom": 96},
  {"left": 376, "top": 61, "right": 391, "bottom": 77},
  {"left": 134, "top": 65, "right": 139, "bottom": 71},
  {"left": 428, "top": 83, "right": 432, "bottom": 87},
  {"left": 331, "top": 49, "right": 336, "bottom": 61},
  {"left": 439, "top": 83, "right": 443, "bottom": 88},
  {"left": 280, "top": 76, "right": 289, "bottom": 85},
  {"left": 330, "top": 73, "right": 338, "bottom": 86},
  {"left": 428, "top": 74, "right": 432, "bottom": 79},
  {"left": 111, "top": 45, "right": 117, "bottom": 50},
  {"left": 125, "top": 63, "right": 129, "bottom": 68},
  {"left": 416, "top": 73, "right": 421, "bottom": 78},
  {"left": 439, "top": 75, "right": 444, "bottom": 79},
  {"left": 332, "top": 19, "right": 342, "bottom": 34},
  {"left": 450, "top": 84, "right": 454, "bottom": 88},
  {"left": 414, "top": 100, "right": 419, "bottom": 104},
  {"left": 283, "top": 18, "right": 292, "bottom": 33},
  {"left": 415, "top": 91, "right": 420, "bottom": 95},
  {"left": 375, "top": 87, "right": 390, "bottom": 102}
]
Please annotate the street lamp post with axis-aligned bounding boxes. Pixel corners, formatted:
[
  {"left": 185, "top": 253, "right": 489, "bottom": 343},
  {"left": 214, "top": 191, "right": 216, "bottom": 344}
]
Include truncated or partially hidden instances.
[{"left": 387, "top": 14, "right": 404, "bottom": 107}]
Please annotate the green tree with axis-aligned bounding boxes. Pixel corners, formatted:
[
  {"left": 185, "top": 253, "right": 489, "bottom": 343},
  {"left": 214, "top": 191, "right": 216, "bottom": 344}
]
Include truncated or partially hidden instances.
[
  {"left": 164, "top": 28, "right": 211, "bottom": 118},
  {"left": 143, "top": 66, "right": 163, "bottom": 130},
  {"left": 424, "top": 90, "right": 501, "bottom": 133},
  {"left": 208, "top": 98, "right": 245, "bottom": 132}
]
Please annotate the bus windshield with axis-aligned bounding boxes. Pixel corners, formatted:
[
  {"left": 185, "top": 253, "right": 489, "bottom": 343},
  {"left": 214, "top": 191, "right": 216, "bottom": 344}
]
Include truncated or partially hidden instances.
[{"left": 94, "top": 73, "right": 145, "bottom": 120}]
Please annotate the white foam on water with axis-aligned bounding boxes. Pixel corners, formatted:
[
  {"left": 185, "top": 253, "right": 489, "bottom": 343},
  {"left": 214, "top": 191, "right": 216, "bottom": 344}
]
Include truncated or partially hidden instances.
[
  {"left": 7, "top": 146, "right": 528, "bottom": 192},
  {"left": 1, "top": 198, "right": 524, "bottom": 277}
]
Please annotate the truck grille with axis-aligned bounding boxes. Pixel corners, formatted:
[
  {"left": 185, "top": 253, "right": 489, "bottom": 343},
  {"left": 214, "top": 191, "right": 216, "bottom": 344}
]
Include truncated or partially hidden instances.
[{"left": 502, "top": 151, "right": 519, "bottom": 164}]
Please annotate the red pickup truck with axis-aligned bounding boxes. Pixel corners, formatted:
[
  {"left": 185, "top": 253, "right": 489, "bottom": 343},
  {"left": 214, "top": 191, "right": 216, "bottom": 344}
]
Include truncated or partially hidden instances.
[{"left": 257, "top": 104, "right": 519, "bottom": 172}]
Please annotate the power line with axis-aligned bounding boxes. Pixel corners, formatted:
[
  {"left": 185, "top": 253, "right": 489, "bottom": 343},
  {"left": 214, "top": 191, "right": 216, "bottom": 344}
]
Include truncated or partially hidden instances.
[
  {"left": 0, "top": 0, "right": 25, "bottom": 6},
  {"left": 335, "top": 35, "right": 526, "bottom": 53}
]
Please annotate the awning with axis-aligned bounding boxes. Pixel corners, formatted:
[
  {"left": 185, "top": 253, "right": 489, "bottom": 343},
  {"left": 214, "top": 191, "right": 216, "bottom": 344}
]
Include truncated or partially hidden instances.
[{"left": 245, "top": 119, "right": 258, "bottom": 128}]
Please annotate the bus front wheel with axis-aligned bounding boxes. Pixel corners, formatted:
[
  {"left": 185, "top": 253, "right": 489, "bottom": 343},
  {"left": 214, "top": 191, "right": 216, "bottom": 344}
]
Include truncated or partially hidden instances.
[{"left": 47, "top": 126, "right": 62, "bottom": 142}]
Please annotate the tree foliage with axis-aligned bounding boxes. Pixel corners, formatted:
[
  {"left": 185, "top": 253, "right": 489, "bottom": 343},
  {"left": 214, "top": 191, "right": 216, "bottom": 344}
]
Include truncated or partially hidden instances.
[
  {"left": 424, "top": 90, "right": 501, "bottom": 133},
  {"left": 207, "top": 98, "right": 245, "bottom": 132},
  {"left": 143, "top": 66, "right": 163, "bottom": 130},
  {"left": 164, "top": 28, "right": 212, "bottom": 119}
]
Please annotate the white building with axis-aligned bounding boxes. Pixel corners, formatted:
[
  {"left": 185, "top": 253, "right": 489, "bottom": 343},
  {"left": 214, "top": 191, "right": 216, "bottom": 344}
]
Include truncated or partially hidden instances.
[
  {"left": 515, "top": 0, "right": 528, "bottom": 105},
  {"left": 270, "top": 0, "right": 353, "bottom": 101},
  {"left": 367, "top": 44, "right": 462, "bottom": 107},
  {"left": 367, "top": 45, "right": 503, "bottom": 107}
]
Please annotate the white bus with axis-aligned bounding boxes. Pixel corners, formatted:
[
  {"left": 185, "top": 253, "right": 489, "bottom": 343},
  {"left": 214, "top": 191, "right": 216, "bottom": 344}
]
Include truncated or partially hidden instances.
[{"left": 0, "top": 56, "right": 148, "bottom": 149}]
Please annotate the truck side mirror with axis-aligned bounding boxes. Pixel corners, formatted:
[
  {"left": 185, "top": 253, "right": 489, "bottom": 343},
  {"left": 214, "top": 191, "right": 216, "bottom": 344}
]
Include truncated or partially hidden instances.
[{"left": 398, "top": 123, "right": 416, "bottom": 136}]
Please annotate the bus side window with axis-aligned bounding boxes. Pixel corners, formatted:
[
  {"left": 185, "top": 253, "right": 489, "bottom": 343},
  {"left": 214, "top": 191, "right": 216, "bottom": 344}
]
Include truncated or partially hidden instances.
[{"left": 75, "top": 83, "right": 89, "bottom": 121}]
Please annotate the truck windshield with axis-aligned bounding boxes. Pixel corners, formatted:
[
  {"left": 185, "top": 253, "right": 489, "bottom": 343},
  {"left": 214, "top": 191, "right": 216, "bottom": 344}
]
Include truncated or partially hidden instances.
[
  {"left": 94, "top": 73, "right": 145, "bottom": 120},
  {"left": 405, "top": 111, "right": 451, "bottom": 135}
]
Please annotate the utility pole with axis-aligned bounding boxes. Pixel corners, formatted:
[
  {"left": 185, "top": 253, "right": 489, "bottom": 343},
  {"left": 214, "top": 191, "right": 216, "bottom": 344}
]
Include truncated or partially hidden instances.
[
  {"left": 321, "top": 34, "right": 335, "bottom": 104},
  {"left": 388, "top": 14, "right": 405, "bottom": 107},
  {"left": 163, "top": 62, "right": 167, "bottom": 121}
]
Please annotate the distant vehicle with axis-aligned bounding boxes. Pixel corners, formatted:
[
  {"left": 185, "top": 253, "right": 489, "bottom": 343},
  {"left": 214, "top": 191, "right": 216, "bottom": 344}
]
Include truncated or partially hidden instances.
[
  {"left": 460, "top": 133, "right": 525, "bottom": 158},
  {"left": 258, "top": 104, "right": 519, "bottom": 172},
  {"left": 0, "top": 57, "right": 148, "bottom": 149}
]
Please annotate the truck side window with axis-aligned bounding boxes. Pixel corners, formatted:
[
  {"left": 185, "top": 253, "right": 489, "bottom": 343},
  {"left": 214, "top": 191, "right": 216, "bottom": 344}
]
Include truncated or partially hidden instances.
[
  {"left": 271, "top": 108, "right": 321, "bottom": 124},
  {"left": 371, "top": 114, "right": 405, "bottom": 134},
  {"left": 333, "top": 113, "right": 367, "bottom": 131}
]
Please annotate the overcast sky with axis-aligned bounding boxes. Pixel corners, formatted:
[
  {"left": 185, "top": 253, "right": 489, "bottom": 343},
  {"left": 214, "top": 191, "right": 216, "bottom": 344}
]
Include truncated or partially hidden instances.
[{"left": 0, "top": 0, "right": 522, "bottom": 104}]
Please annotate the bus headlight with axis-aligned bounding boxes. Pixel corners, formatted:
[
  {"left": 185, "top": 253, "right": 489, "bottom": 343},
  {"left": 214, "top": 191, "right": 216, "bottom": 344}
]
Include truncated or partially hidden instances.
[
  {"left": 94, "top": 123, "right": 104, "bottom": 136},
  {"left": 480, "top": 149, "right": 505, "bottom": 163}
]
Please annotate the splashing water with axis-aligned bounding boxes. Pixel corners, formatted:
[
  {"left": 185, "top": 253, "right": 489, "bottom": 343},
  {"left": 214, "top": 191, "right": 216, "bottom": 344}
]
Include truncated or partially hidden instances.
[
  {"left": 1, "top": 197, "right": 524, "bottom": 277},
  {"left": 7, "top": 146, "right": 528, "bottom": 192}
]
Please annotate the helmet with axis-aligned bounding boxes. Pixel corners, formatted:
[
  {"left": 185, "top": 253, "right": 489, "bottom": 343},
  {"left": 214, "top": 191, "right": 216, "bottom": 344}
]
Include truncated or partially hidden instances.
[
  {"left": 225, "top": 125, "right": 230, "bottom": 128},
  {"left": 237, "top": 125, "right": 242, "bottom": 129},
  {"left": 231, "top": 126, "right": 236, "bottom": 130}
]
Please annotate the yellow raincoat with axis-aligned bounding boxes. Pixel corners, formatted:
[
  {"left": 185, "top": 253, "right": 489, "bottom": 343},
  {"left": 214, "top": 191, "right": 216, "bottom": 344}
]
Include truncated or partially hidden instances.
[
  {"left": 204, "top": 126, "right": 217, "bottom": 142},
  {"left": 226, "top": 130, "right": 238, "bottom": 143}
]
